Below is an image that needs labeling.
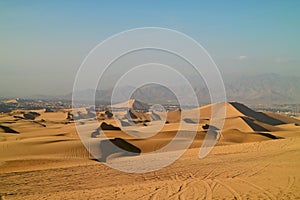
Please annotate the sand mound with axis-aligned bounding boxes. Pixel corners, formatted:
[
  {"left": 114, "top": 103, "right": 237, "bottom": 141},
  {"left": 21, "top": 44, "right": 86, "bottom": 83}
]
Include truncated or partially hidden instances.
[
  {"left": 166, "top": 109, "right": 181, "bottom": 123},
  {"left": 230, "top": 102, "right": 285, "bottom": 125},
  {"left": 110, "top": 99, "right": 149, "bottom": 111},
  {"left": 198, "top": 102, "right": 284, "bottom": 123},
  {"left": 263, "top": 111, "right": 300, "bottom": 125},
  {"left": 191, "top": 102, "right": 277, "bottom": 132},
  {"left": 98, "top": 138, "right": 141, "bottom": 162},
  {"left": 0, "top": 125, "right": 19, "bottom": 134},
  {"left": 198, "top": 102, "right": 243, "bottom": 119},
  {"left": 2, "top": 99, "right": 19, "bottom": 104},
  {"left": 1, "top": 102, "right": 300, "bottom": 199},
  {"left": 220, "top": 116, "right": 269, "bottom": 132},
  {"left": 23, "top": 112, "right": 41, "bottom": 120},
  {"left": 125, "top": 109, "right": 151, "bottom": 122},
  {"left": 100, "top": 122, "right": 121, "bottom": 131},
  {"left": 220, "top": 129, "right": 271, "bottom": 144}
]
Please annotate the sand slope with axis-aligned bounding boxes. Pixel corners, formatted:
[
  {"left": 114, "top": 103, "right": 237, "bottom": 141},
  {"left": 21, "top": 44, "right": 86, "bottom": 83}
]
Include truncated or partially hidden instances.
[
  {"left": 0, "top": 103, "right": 300, "bottom": 199},
  {"left": 0, "top": 137, "right": 299, "bottom": 199}
]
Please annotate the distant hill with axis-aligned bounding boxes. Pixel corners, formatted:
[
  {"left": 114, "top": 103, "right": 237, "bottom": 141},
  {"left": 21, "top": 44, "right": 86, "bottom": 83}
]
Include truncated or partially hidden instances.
[
  {"left": 23, "top": 73, "right": 300, "bottom": 105},
  {"left": 225, "top": 73, "right": 300, "bottom": 104},
  {"left": 66, "top": 85, "right": 180, "bottom": 105}
]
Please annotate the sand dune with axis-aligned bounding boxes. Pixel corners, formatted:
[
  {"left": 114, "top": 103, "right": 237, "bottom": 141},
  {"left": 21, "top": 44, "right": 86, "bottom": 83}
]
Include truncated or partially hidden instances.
[
  {"left": 110, "top": 99, "right": 149, "bottom": 111},
  {"left": 1, "top": 136, "right": 299, "bottom": 199},
  {"left": 220, "top": 116, "right": 266, "bottom": 132},
  {"left": 166, "top": 109, "right": 181, "bottom": 123},
  {"left": 0, "top": 102, "right": 300, "bottom": 199},
  {"left": 0, "top": 125, "right": 19, "bottom": 134},
  {"left": 264, "top": 111, "right": 300, "bottom": 125},
  {"left": 198, "top": 102, "right": 243, "bottom": 118},
  {"left": 198, "top": 102, "right": 285, "bottom": 125}
]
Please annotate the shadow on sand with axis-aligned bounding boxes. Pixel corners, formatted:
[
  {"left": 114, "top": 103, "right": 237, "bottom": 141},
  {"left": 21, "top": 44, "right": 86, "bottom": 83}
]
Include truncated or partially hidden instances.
[{"left": 96, "top": 138, "right": 141, "bottom": 162}]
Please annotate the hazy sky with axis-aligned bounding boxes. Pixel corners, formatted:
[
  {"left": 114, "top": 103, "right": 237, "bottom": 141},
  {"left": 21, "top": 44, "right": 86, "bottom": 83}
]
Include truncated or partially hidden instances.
[{"left": 0, "top": 1, "right": 299, "bottom": 97}]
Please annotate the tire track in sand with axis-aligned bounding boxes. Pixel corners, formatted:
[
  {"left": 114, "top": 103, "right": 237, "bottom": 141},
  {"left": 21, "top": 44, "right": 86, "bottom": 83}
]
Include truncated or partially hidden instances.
[
  {"left": 214, "top": 179, "right": 242, "bottom": 200},
  {"left": 148, "top": 172, "right": 212, "bottom": 200},
  {"left": 235, "top": 178, "right": 276, "bottom": 200},
  {"left": 278, "top": 176, "right": 295, "bottom": 199}
]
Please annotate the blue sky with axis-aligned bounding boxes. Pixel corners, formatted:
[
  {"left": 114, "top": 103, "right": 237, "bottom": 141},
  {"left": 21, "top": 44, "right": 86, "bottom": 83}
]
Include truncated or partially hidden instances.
[{"left": 0, "top": 1, "right": 299, "bottom": 97}]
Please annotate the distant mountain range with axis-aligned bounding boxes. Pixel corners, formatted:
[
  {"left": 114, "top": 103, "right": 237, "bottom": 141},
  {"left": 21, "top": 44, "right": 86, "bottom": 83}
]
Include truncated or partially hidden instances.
[
  {"left": 225, "top": 73, "right": 300, "bottom": 104},
  {"left": 10, "top": 73, "right": 300, "bottom": 105}
]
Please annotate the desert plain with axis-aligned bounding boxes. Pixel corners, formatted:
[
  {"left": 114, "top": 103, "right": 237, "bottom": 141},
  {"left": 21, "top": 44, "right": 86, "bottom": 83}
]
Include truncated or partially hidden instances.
[{"left": 0, "top": 101, "right": 300, "bottom": 199}]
